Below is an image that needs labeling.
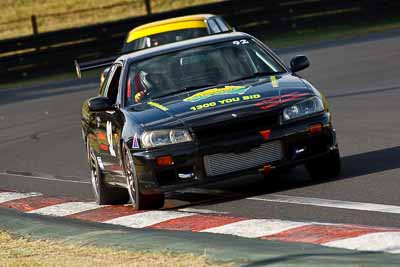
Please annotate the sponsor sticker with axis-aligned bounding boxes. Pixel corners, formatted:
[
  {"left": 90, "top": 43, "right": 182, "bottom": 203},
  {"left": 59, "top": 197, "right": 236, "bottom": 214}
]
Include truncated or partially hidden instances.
[
  {"left": 270, "top": 76, "right": 279, "bottom": 88},
  {"left": 184, "top": 86, "right": 250, "bottom": 103},
  {"left": 147, "top": 101, "right": 169, "bottom": 111},
  {"left": 132, "top": 133, "right": 140, "bottom": 149},
  {"left": 96, "top": 131, "right": 106, "bottom": 141},
  {"left": 190, "top": 94, "right": 261, "bottom": 111}
]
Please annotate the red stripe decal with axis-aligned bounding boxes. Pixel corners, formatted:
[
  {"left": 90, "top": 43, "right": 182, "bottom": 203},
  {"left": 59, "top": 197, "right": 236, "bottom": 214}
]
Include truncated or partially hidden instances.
[
  {"left": 255, "top": 92, "right": 310, "bottom": 110},
  {"left": 67, "top": 205, "right": 143, "bottom": 222},
  {"left": 149, "top": 214, "right": 245, "bottom": 232},
  {"left": 280, "top": 93, "right": 310, "bottom": 104},
  {"left": 254, "top": 95, "right": 281, "bottom": 107},
  {"left": 261, "top": 224, "right": 396, "bottom": 244},
  {"left": 0, "top": 196, "right": 74, "bottom": 212}
]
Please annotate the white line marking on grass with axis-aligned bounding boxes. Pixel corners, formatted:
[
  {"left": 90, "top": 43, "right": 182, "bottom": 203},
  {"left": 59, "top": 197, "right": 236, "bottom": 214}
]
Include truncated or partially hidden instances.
[
  {"left": 247, "top": 194, "right": 400, "bottom": 214},
  {"left": 28, "top": 202, "right": 100, "bottom": 216},
  {"left": 324, "top": 232, "right": 400, "bottom": 253},
  {"left": 201, "top": 219, "right": 309, "bottom": 238},
  {"left": 105, "top": 210, "right": 194, "bottom": 228},
  {"left": 0, "top": 192, "right": 41, "bottom": 203}
]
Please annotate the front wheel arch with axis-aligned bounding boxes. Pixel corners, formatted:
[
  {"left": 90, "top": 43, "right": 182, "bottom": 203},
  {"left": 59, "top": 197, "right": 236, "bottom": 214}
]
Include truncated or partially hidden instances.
[
  {"left": 87, "top": 139, "right": 128, "bottom": 205},
  {"left": 121, "top": 141, "right": 164, "bottom": 210}
]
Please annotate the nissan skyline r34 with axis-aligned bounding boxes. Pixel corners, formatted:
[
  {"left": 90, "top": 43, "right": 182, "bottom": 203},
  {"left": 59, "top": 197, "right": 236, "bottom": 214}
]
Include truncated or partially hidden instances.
[{"left": 80, "top": 32, "right": 341, "bottom": 210}]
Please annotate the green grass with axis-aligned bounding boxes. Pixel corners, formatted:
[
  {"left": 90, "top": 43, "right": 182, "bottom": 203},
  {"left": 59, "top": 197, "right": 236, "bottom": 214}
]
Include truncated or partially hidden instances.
[
  {"left": 0, "top": 0, "right": 220, "bottom": 40},
  {"left": 0, "top": 231, "right": 218, "bottom": 267}
]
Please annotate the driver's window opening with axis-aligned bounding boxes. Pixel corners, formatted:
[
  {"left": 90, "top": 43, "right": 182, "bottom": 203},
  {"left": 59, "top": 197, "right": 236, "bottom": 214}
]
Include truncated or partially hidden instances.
[{"left": 107, "top": 65, "right": 122, "bottom": 104}]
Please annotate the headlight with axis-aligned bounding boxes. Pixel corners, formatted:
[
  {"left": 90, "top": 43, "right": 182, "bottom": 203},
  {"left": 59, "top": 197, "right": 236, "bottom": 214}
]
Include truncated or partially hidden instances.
[
  {"left": 282, "top": 96, "right": 324, "bottom": 121},
  {"left": 141, "top": 129, "right": 193, "bottom": 148}
]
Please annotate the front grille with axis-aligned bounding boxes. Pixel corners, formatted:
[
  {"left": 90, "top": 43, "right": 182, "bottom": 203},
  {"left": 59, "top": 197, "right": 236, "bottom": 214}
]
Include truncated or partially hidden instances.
[
  {"left": 193, "top": 112, "right": 279, "bottom": 145},
  {"left": 203, "top": 141, "right": 283, "bottom": 176}
]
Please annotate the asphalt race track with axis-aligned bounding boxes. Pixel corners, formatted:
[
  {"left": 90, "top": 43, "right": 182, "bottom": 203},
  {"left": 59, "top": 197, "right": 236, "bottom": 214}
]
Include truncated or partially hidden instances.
[{"left": 1, "top": 30, "right": 400, "bottom": 231}]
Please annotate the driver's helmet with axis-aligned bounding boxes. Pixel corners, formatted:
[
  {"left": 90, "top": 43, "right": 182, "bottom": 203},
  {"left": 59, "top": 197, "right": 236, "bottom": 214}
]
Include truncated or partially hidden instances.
[{"left": 133, "top": 71, "right": 153, "bottom": 103}]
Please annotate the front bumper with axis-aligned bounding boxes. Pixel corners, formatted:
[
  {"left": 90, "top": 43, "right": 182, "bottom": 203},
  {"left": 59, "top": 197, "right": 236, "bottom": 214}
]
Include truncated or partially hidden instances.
[{"left": 131, "top": 112, "right": 337, "bottom": 194}]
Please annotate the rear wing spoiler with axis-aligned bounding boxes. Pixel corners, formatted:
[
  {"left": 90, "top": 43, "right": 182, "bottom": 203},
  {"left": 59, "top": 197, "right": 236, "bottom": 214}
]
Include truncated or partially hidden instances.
[{"left": 74, "top": 56, "right": 116, "bottom": 79}]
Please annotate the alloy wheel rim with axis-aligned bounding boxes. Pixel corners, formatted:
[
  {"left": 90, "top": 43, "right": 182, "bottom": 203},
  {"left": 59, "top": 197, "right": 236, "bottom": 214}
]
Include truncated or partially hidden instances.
[
  {"left": 125, "top": 150, "right": 136, "bottom": 205},
  {"left": 89, "top": 148, "right": 100, "bottom": 201}
]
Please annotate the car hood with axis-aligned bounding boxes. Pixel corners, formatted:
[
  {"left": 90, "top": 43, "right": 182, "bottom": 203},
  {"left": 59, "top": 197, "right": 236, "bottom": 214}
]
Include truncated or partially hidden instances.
[{"left": 129, "top": 74, "right": 315, "bottom": 131}]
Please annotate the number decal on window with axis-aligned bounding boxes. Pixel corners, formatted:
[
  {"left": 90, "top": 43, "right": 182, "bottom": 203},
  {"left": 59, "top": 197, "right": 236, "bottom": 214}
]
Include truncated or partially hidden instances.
[{"left": 232, "top": 39, "right": 249, "bottom": 45}]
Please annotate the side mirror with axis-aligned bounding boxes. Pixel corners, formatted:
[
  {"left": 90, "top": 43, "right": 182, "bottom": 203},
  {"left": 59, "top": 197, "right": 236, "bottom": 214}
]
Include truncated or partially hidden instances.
[
  {"left": 290, "top": 55, "right": 310, "bottom": 73},
  {"left": 88, "top": 96, "right": 115, "bottom": 112}
]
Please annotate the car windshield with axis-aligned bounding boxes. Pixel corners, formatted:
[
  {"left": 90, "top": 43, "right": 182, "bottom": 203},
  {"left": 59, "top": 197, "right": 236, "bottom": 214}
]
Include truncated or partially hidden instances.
[
  {"left": 121, "top": 28, "right": 209, "bottom": 53},
  {"left": 125, "top": 38, "right": 286, "bottom": 104}
]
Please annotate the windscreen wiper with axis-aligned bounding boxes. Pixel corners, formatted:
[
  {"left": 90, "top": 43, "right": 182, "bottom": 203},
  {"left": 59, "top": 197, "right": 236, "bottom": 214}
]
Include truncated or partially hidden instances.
[
  {"left": 227, "top": 71, "right": 284, "bottom": 83},
  {"left": 153, "top": 83, "right": 218, "bottom": 99},
  {"left": 182, "top": 83, "right": 219, "bottom": 91}
]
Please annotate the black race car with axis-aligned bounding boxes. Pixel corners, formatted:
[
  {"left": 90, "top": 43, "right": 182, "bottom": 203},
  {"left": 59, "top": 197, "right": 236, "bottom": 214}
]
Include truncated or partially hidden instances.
[{"left": 80, "top": 32, "right": 340, "bottom": 210}]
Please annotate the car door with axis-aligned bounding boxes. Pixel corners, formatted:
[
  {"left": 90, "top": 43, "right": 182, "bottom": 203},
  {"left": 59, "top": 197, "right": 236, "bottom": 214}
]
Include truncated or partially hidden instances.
[{"left": 96, "top": 63, "right": 125, "bottom": 184}]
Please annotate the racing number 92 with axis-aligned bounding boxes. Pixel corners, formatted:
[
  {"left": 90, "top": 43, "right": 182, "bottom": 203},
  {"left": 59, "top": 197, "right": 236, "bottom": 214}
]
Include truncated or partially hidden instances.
[
  {"left": 232, "top": 39, "right": 249, "bottom": 45},
  {"left": 190, "top": 102, "right": 216, "bottom": 111}
]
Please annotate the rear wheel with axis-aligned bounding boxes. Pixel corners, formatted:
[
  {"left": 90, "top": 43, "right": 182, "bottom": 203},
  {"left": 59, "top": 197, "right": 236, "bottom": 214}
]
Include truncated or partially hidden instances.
[
  {"left": 87, "top": 140, "right": 128, "bottom": 205},
  {"left": 123, "top": 144, "right": 164, "bottom": 210},
  {"left": 306, "top": 148, "right": 341, "bottom": 180}
]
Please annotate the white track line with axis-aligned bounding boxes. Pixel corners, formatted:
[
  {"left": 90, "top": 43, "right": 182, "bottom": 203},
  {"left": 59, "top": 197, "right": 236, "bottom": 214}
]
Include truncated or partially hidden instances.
[
  {"left": 201, "top": 219, "right": 309, "bottom": 238},
  {"left": 247, "top": 194, "right": 400, "bottom": 214},
  {"left": 28, "top": 202, "right": 99, "bottom": 216},
  {"left": 0, "top": 171, "right": 90, "bottom": 184},
  {"left": 0, "top": 192, "right": 41, "bottom": 203},
  {"left": 178, "top": 208, "right": 229, "bottom": 214},
  {"left": 324, "top": 232, "right": 400, "bottom": 254},
  {"left": 105, "top": 210, "right": 194, "bottom": 228}
]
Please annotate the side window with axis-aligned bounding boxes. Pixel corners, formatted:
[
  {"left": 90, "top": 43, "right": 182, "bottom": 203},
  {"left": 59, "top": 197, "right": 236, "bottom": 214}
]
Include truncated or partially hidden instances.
[
  {"left": 105, "top": 65, "right": 122, "bottom": 104},
  {"left": 207, "top": 19, "right": 221, "bottom": 34},
  {"left": 215, "top": 17, "right": 230, "bottom": 32},
  {"left": 98, "top": 67, "right": 111, "bottom": 95}
]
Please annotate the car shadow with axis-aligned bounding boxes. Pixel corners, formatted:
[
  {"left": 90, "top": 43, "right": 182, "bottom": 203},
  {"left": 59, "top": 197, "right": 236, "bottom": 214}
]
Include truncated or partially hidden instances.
[{"left": 165, "top": 146, "right": 400, "bottom": 210}]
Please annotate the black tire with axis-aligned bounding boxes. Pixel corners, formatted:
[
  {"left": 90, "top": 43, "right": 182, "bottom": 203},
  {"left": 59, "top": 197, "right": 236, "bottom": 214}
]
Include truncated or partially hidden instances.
[
  {"left": 87, "top": 141, "right": 129, "bottom": 205},
  {"left": 306, "top": 148, "right": 341, "bottom": 180},
  {"left": 122, "top": 143, "right": 165, "bottom": 210}
]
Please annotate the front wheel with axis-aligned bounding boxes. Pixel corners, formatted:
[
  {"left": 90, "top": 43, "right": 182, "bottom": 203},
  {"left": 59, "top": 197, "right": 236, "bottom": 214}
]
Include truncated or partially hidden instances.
[
  {"left": 305, "top": 148, "right": 341, "bottom": 180},
  {"left": 87, "top": 140, "right": 128, "bottom": 205},
  {"left": 123, "top": 144, "right": 164, "bottom": 210}
]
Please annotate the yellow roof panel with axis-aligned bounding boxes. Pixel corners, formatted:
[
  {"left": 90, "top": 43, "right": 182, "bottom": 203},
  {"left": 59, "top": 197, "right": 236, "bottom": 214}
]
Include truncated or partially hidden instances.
[
  {"left": 133, "top": 14, "right": 211, "bottom": 31},
  {"left": 126, "top": 14, "right": 212, "bottom": 43}
]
